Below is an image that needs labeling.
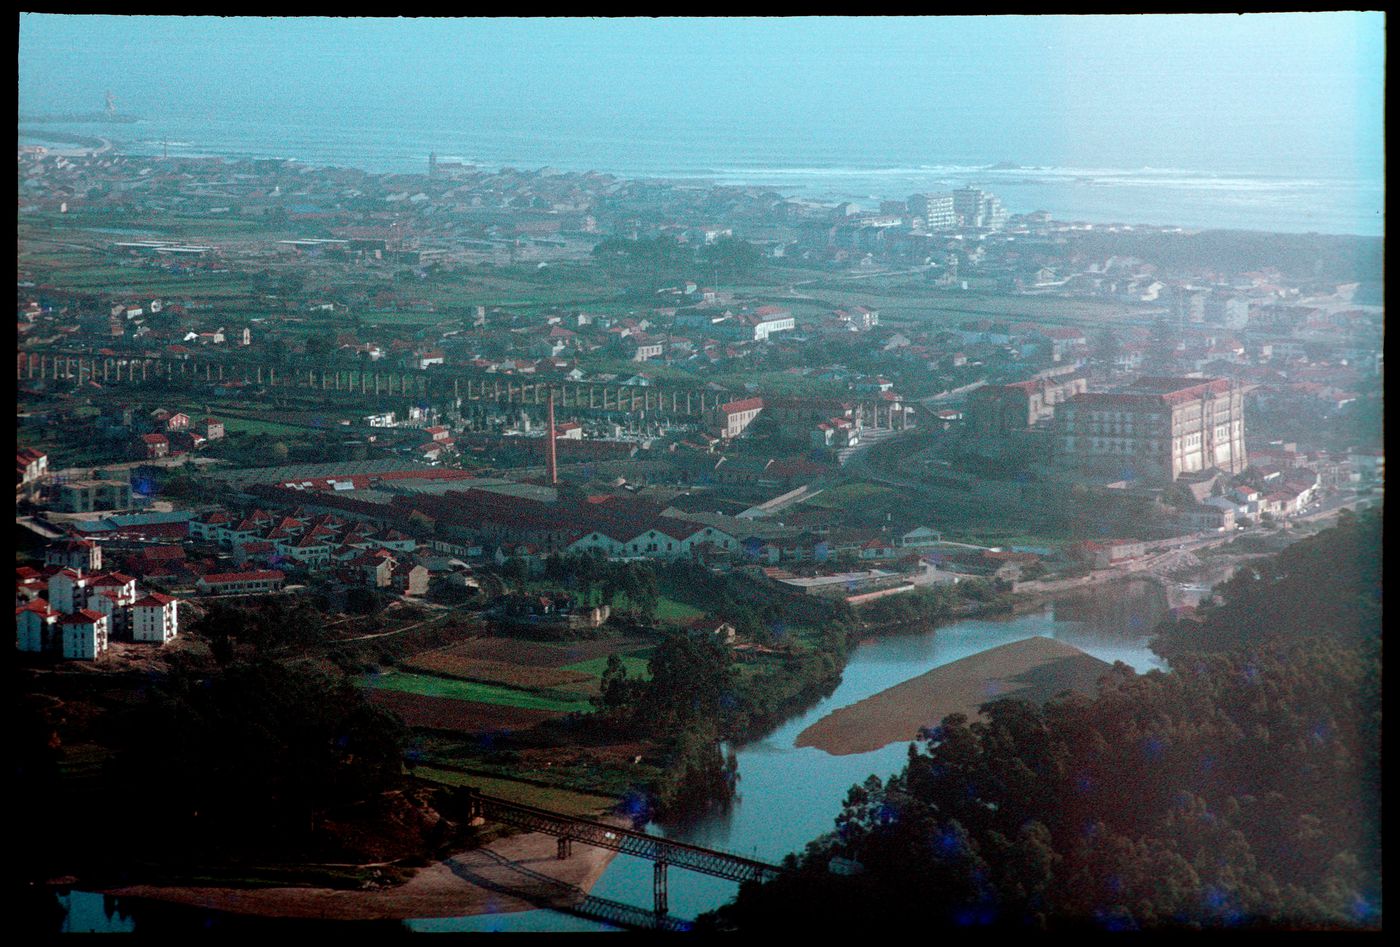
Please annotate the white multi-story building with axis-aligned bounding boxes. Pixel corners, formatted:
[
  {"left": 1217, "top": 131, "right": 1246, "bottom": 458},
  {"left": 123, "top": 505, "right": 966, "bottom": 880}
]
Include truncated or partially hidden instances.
[
  {"left": 952, "top": 187, "right": 1008, "bottom": 230},
  {"left": 16, "top": 600, "right": 60, "bottom": 653},
  {"left": 907, "top": 193, "right": 956, "bottom": 230},
  {"left": 86, "top": 572, "right": 138, "bottom": 607},
  {"left": 47, "top": 569, "right": 90, "bottom": 615},
  {"left": 132, "top": 593, "right": 180, "bottom": 644},
  {"left": 60, "top": 610, "right": 110, "bottom": 661}
]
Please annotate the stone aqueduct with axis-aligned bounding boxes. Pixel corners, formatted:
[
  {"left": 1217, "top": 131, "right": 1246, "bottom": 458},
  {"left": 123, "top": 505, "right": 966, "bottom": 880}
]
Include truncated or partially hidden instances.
[{"left": 17, "top": 349, "right": 917, "bottom": 428}]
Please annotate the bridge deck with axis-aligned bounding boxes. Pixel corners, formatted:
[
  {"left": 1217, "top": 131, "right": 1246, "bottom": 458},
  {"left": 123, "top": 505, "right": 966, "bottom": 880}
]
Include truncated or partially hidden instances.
[{"left": 466, "top": 789, "right": 781, "bottom": 885}]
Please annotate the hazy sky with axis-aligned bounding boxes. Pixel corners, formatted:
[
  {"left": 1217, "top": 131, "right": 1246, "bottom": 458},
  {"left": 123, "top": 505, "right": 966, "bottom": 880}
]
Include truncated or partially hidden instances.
[{"left": 18, "top": 14, "right": 1386, "bottom": 178}]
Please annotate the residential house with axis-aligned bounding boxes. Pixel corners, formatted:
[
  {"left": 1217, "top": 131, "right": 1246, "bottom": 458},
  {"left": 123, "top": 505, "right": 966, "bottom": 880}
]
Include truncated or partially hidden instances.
[{"left": 140, "top": 433, "right": 170, "bottom": 459}]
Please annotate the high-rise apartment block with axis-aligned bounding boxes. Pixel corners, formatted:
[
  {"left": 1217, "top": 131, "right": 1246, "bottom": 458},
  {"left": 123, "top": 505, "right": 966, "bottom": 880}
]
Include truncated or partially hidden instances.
[
  {"left": 907, "top": 192, "right": 957, "bottom": 230},
  {"left": 951, "top": 187, "right": 1008, "bottom": 230}
]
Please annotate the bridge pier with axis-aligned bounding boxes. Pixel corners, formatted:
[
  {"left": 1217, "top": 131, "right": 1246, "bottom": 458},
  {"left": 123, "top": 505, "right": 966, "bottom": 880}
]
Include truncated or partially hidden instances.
[
  {"left": 654, "top": 861, "right": 668, "bottom": 917},
  {"left": 557, "top": 836, "right": 572, "bottom": 860}
]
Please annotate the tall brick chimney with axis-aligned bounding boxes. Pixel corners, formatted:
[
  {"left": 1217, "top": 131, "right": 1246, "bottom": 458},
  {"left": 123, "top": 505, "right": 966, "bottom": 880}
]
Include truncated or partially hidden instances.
[{"left": 546, "top": 392, "right": 558, "bottom": 485}]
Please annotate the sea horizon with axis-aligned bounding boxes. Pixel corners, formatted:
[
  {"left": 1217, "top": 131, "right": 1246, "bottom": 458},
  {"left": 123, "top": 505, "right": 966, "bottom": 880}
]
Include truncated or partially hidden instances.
[{"left": 18, "top": 113, "right": 1385, "bottom": 239}]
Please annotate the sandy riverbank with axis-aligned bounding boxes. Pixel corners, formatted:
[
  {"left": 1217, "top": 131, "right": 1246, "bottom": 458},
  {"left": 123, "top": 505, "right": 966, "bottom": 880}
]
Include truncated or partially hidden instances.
[
  {"left": 795, "top": 636, "right": 1113, "bottom": 756},
  {"left": 101, "top": 824, "right": 623, "bottom": 922}
]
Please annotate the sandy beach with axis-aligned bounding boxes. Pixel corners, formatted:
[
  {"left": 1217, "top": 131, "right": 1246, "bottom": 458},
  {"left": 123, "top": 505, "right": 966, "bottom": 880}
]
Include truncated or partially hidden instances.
[
  {"left": 102, "top": 824, "right": 624, "bottom": 922},
  {"left": 796, "top": 636, "right": 1113, "bottom": 756}
]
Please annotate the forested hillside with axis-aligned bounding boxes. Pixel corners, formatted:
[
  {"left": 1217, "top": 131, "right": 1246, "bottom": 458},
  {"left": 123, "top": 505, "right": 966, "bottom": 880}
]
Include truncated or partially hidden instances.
[{"left": 703, "top": 511, "right": 1381, "bottom": 931}]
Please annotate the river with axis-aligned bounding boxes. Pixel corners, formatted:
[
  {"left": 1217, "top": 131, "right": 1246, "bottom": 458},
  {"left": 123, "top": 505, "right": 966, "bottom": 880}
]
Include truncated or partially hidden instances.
[{"left": 56, "top": 579, "right": 1172, "bottom": 932}]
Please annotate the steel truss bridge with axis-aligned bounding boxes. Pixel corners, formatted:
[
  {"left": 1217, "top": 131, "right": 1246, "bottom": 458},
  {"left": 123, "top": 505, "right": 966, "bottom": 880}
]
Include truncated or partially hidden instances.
[{"left": 462, "top": 788, "right": 782, "bottom": 922}]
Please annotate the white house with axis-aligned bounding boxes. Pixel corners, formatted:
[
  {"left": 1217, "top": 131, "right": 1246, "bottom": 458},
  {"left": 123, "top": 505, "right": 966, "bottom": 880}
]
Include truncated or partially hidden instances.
[
  {"left": 900, "top": 526, "right": 943, "bottom": 548},
  {"left": 132, "top": 592, "right": 180, "bottom": 644},
  {"left": 61, "top": 609, "right": 110, "bottom": 660}
]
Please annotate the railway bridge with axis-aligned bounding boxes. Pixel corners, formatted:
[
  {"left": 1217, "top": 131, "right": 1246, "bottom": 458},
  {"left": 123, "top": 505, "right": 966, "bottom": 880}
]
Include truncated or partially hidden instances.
[{"left": 460, "top": 788, "right": 782, "bottom": 922}]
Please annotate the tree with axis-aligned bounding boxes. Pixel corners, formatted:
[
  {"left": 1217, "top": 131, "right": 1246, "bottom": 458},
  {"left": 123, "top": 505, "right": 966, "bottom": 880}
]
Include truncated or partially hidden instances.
[
  {"left": 640, "top": 631, "right": 736, "bottom": 730},
  {"left": 597, "top": 653, "right": 634, "bottom": 711},
  {"left": 303, "top": 331, "right": 335, "bottom": 360},
  {"left": 699, "top": 236, "right": 762, "bottom": 281},
  {"left": 705, "top": 515, "right": 1381, "bottom": 932},
  {"left": 105, "top": 660, "right": 407, "bottom": 857},
  {"left": 500, "top": 556, "right": 529, "bottom": 584}
]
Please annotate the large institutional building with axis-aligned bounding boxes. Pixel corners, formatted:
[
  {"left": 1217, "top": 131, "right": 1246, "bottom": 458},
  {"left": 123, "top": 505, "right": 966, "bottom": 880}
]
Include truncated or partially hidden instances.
[
  {"left": 967, "top": 371, "right": 1088, "bottom": 436},
  {"left": 1053, "top": 376, "right": 1247, "bottom": 482}
]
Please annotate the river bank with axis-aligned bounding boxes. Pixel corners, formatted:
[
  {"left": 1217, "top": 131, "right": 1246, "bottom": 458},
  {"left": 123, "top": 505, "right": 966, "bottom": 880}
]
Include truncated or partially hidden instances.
[
  {"left": 97, "top": 819, "right": 626, "bottom": 922},
  {"left": 794, "top": 636, "right": 1112, "bottom": 755}
]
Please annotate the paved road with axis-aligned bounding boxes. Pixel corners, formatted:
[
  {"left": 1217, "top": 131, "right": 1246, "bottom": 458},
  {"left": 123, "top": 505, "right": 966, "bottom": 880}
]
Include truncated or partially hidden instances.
[{"left": 781, "top": 265, "right": 934, "bottom": 300}]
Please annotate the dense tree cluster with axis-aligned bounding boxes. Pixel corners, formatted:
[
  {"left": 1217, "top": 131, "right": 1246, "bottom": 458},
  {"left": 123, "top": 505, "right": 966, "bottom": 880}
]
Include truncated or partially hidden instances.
[
  {"left": 1068, "top": 230, "right": 1382, "bottom": 284},
  {"left": 104, "top": 660, "right": 409, "bottom": 863},
  {"left": 704, "top": 513, "right": 1381, "bottom": 931},
  {"left": 1153, "top": 509, "right": 1381, "bottom": 663},
  {"left": 192, "top": 597, "right": 328, "bottom": 660}
]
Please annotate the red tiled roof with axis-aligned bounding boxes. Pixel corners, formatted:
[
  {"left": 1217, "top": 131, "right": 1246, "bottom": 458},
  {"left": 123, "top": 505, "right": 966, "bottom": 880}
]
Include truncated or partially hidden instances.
[
  {"left": 134, "top": 593, "right": 178, "bottom": 607},
  {"left": 199, "top": 570, "right": 286, "bottom": 584},
  {"left": 89, "top": 572, "right": 135, "bottom": 586},
  {"left": 131, "top": 544, "right": 186, "bottom": 562}
]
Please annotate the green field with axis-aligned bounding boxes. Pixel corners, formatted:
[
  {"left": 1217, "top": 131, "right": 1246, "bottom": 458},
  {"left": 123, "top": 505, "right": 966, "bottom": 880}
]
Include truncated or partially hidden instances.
[
  {"left": 411, "top": 767, "right": 620, "bottom": 817},
  {"left": 359, "top": 310, "right": 452, "bottom": 326},
  {"left": 805, "top": 481, "right": 900, "bottom": 508},
  {"left": 361, "top": 671, "right": 594, "bottom": 713},
  {"left": 215, "top": 416, "right": 320, "bottom": 436},
  {"left": 654, "top": 595, "right": 705, "bottom": 623},
  {"left": 561, "top": 653, "right": 653, "bottom": 680}
]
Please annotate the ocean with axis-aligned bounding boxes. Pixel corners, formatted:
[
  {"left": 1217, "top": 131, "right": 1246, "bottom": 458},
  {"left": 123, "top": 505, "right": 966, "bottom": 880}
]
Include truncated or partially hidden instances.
[{"left": 20, "top": 111, "right": 1382, "bottom": 239}]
